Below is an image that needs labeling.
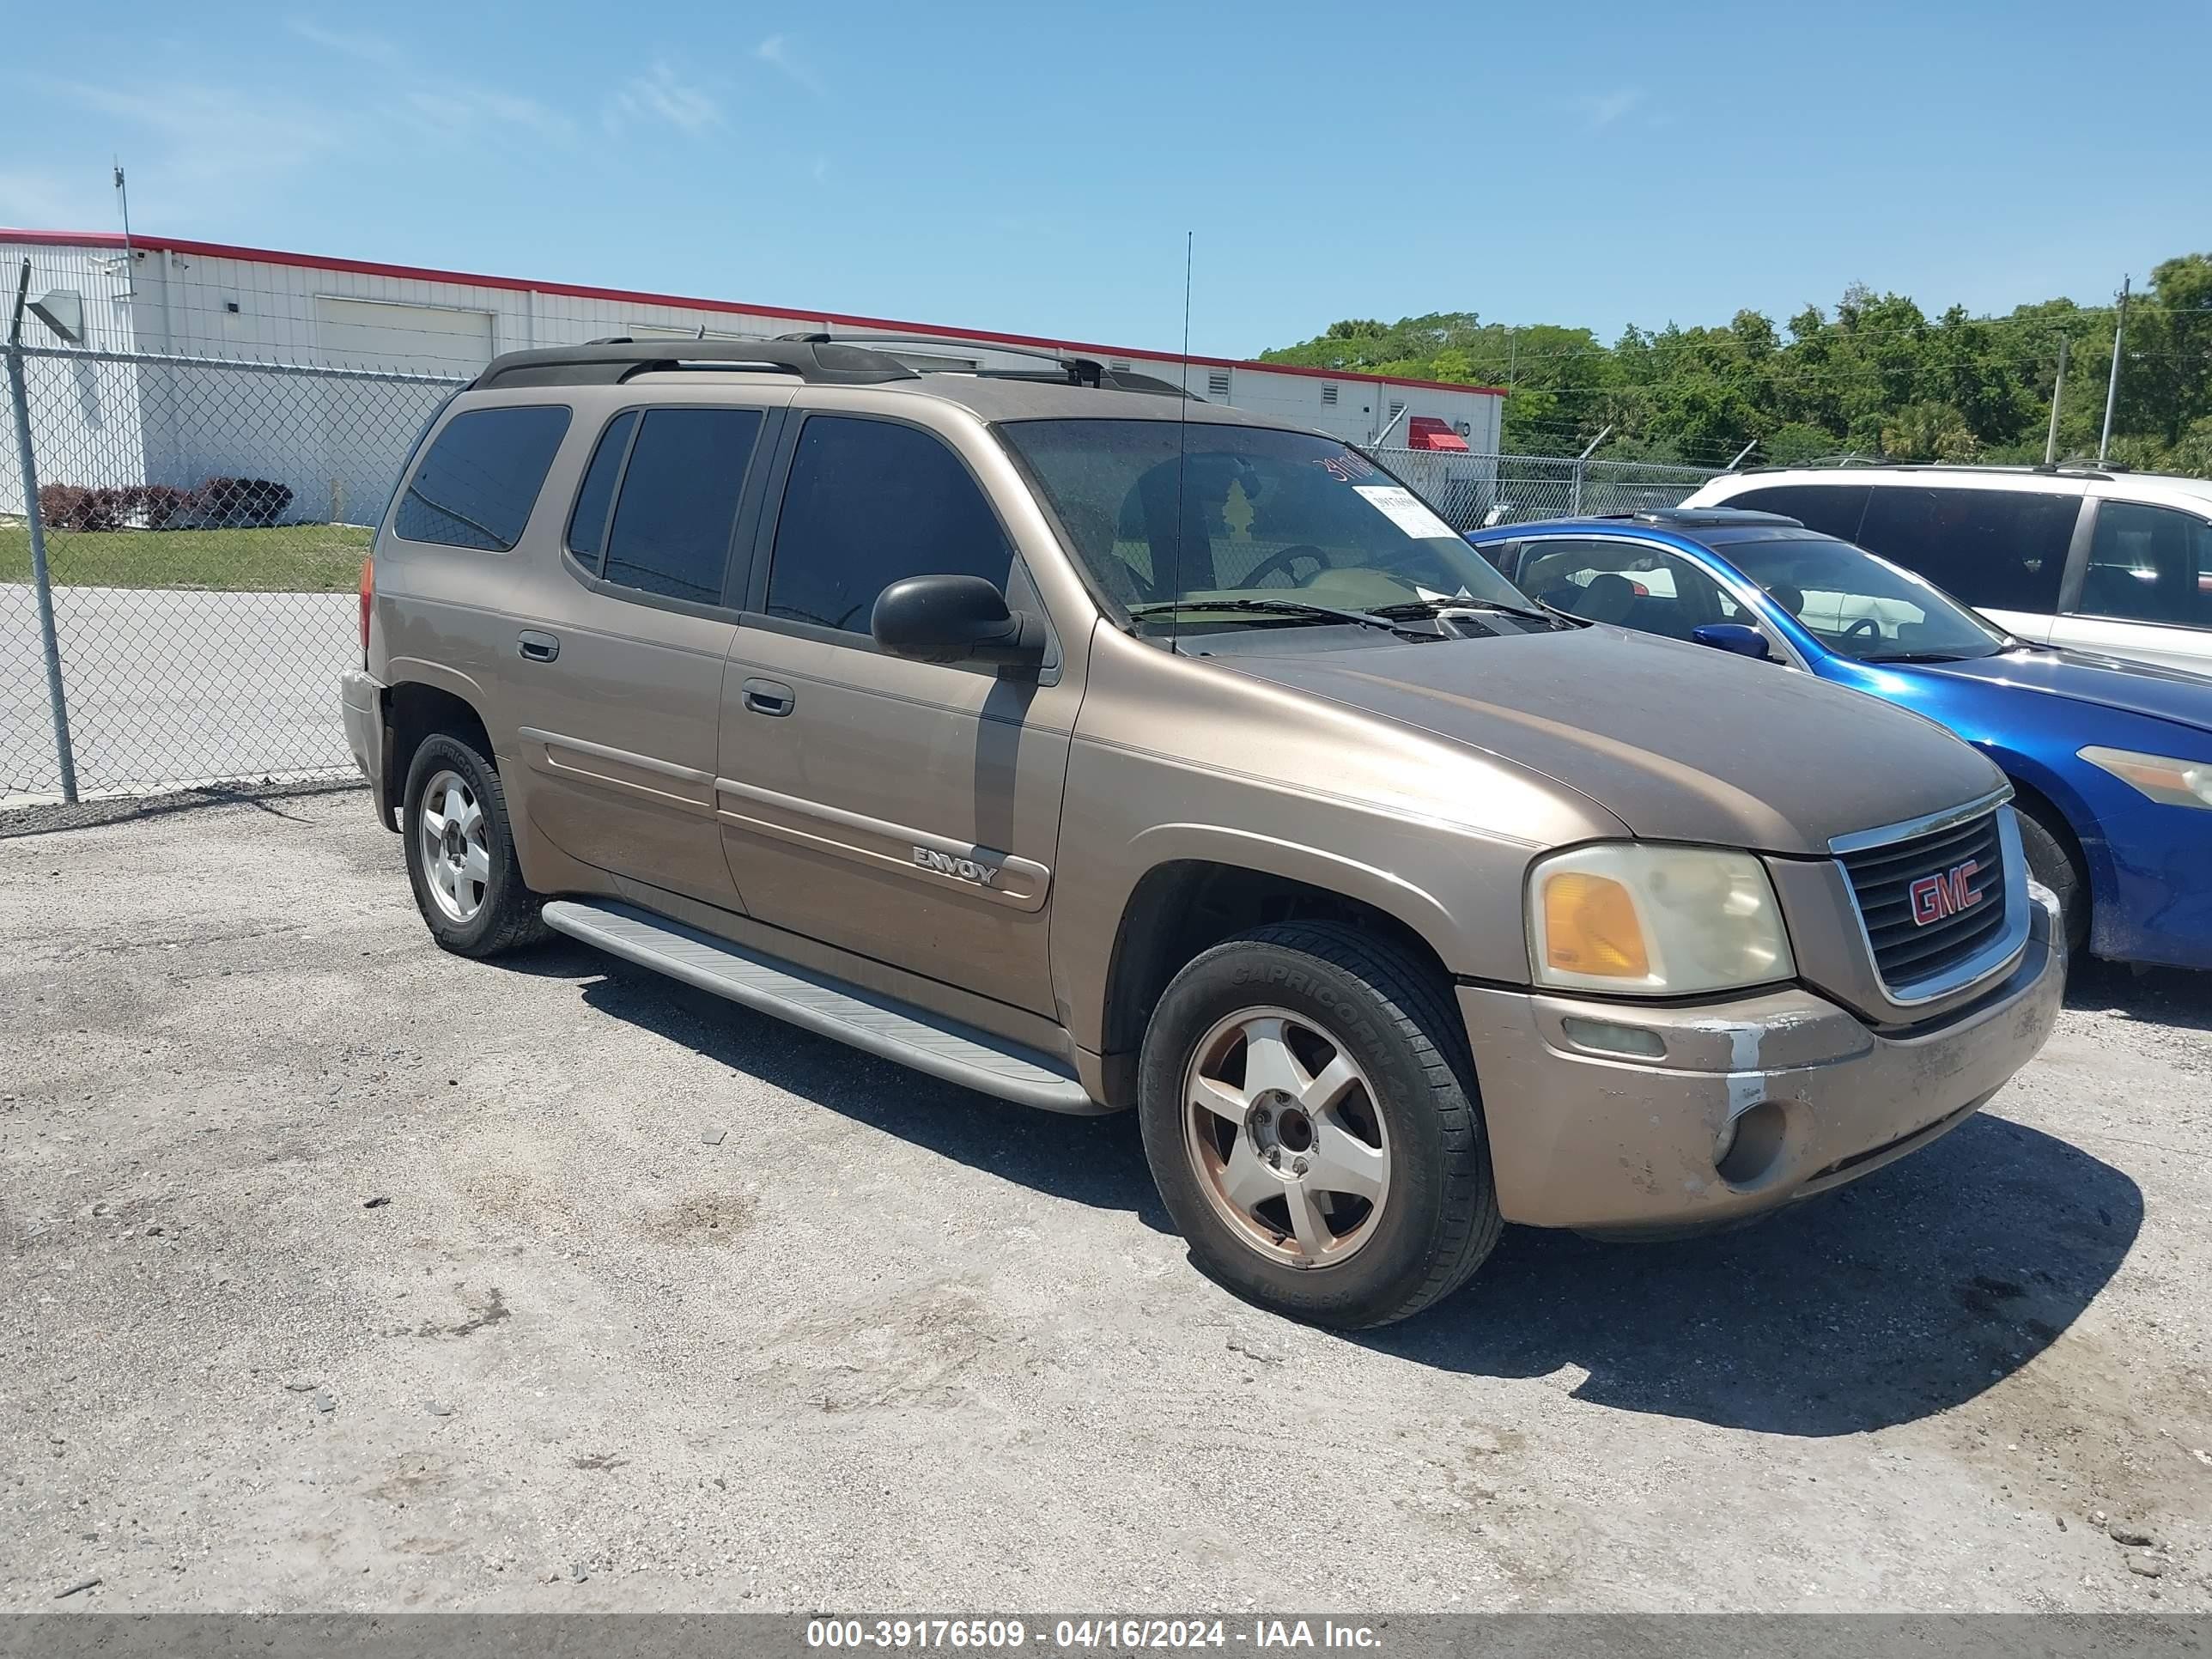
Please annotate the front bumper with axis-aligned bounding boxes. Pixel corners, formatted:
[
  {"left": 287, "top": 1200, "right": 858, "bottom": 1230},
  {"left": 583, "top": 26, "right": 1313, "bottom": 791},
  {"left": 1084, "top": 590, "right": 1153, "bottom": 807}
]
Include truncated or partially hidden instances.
[
  {"left": 338, "top": 669, "right": 392, "bottom": 827},
  {"left": 1458, "top": 889, "right": 2064, "bottom": 1232}
]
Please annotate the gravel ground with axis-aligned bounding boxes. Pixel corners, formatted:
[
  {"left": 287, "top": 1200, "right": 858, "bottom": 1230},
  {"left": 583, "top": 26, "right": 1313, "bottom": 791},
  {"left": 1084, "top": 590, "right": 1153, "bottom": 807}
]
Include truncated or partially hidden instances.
[{"left": 3, "top": 788, "right": 2209, "bottom": 1613}]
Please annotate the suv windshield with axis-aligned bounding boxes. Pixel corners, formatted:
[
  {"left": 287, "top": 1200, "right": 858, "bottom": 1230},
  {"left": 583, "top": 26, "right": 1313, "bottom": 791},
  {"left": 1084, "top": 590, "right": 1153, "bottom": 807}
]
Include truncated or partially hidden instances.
[
  {"left": 999, "top": 418, "right": 1534, "bottom": 634},
  {"left": 1726, "top": 533, "right": 2009, "bottom": 662}
]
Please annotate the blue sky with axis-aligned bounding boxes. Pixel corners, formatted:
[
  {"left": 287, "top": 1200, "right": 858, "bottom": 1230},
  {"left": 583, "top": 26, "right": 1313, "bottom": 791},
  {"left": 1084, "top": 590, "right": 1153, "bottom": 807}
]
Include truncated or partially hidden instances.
[{"left": 3, "top": 1, "right": 2207, "bottom": 359}]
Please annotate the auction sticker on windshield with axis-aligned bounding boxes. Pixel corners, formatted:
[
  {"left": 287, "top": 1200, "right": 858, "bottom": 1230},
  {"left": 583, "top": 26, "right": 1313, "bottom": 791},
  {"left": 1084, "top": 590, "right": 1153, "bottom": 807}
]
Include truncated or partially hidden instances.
[{"left": 1354, "top": 483, "right": 1456, "bottom": 541}]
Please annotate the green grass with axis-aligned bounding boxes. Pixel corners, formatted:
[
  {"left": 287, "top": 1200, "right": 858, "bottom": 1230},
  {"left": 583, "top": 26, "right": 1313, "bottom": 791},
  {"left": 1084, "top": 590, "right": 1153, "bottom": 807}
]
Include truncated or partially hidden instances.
[{"left": 0, "top": 522, "right": 373, "bottom": 592}]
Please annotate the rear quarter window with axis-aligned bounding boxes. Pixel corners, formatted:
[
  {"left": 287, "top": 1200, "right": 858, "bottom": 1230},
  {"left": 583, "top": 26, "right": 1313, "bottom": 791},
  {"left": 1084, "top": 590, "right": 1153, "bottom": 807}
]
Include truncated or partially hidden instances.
[
  {"left": 1721, "top": 483, "right": 1871, "bottom": 542},
  {"left": 1855, "top": 485, "right": 2077, "bottom": 613},
  {"left": 394, "top": 404, "right": 572, "bottom": 551}
]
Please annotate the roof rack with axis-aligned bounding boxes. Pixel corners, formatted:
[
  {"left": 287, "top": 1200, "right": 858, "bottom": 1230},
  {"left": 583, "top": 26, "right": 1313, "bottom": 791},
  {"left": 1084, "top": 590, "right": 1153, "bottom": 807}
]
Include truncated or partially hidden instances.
[
  {"left": 1738, "top": 458, "right": 2116, "bottom": 483},
  {"left": 775, "top": 330, "right": 1189, "bottom": 398},
  {"left": 471, "top": 337, "right": 920, "bottom": 390}
]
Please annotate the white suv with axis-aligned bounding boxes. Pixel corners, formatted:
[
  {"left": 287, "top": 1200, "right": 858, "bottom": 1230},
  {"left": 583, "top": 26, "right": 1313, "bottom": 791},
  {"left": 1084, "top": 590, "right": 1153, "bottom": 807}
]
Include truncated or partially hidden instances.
[{"left": 1685, "top": 465, "right": 2212, "bottom": 674}]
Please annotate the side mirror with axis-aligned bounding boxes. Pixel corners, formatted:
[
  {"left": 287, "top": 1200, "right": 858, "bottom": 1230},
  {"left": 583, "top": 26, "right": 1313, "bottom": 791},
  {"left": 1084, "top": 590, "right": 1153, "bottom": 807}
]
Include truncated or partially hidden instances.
[
  {"left": 1692, "top": 623, "right": 1773, "bottom": 660},
  {"left": 872, "top": 574, "right": 1047, "bottom": 669}
]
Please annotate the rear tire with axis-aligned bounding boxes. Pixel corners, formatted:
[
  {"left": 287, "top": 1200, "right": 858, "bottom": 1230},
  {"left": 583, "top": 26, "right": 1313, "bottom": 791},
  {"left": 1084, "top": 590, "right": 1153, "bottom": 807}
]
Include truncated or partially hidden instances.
[
  {"left": 402, "top": 733, "right": 549, "bottom": 958},
  {"left": 1137, "top": 921, "right": 1501, "bottom": 1329},
  {"left": 2014, "top": 800, "right": 2088, "bottom": 957}
]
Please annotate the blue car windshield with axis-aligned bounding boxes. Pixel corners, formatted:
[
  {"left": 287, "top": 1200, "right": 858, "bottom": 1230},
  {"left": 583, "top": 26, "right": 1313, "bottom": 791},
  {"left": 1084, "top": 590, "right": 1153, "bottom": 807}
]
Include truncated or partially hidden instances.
[{"left": 1726, "top": 535, "right": 2010, "bottom": 663}]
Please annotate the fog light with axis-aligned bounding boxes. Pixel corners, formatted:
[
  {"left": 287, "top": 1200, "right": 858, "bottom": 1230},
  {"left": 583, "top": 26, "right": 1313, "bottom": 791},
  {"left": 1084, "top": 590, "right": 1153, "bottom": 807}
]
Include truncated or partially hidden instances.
[
  {"left": 1559, "top": 1016, "right": 1666, "bottom": 1059},
  {"left": 1716, "top": 1100, "right": 1790, "bottom": 1188}
]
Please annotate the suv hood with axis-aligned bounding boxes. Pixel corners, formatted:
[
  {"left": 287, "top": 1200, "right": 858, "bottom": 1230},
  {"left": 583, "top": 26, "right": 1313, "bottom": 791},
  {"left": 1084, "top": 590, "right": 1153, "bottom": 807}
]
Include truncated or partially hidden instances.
[
  {"left": 1224, "top": 624, "right": 2003, "bottom": 855},
  {"left": 1895, "top": 646, "right": 2212, "bottom": 734}
]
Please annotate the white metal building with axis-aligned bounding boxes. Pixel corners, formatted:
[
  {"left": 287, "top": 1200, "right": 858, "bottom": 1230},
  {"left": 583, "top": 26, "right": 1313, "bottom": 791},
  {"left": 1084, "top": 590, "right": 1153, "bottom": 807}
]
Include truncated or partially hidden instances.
[{"left": 2, "top": 229, "right": 1503, "bottom": 524}]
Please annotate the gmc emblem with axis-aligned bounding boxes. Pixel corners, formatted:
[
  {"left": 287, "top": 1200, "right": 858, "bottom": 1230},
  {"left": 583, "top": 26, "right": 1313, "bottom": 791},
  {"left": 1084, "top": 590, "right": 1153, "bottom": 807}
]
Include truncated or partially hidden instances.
[{"left": 1909, "top": 860, "right": 1983, "bottom": 927}]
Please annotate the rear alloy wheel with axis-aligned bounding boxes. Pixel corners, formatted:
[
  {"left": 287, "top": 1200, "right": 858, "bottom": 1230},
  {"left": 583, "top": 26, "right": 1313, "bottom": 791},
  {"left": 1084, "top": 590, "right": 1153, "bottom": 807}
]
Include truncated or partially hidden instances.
[
  {"left": 1139, "top": 921, "right": 1501, "bottom": 1328},
  {"left": 417, "top": 769, "right": 490, "bottom": 926},
  {"left": 402, "top": 732, "right": 549, "bottom": 959}
]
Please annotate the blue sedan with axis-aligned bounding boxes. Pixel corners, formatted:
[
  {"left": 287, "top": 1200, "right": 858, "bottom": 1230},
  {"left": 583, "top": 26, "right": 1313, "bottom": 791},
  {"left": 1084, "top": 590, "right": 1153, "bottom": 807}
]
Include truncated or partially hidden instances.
[{"left": 1468, "top": 507, "right": 2212, "bottom": 971}]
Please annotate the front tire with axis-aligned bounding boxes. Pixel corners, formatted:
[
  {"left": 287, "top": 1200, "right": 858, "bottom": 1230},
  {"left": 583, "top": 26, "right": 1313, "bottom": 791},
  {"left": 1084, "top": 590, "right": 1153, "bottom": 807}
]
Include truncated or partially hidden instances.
[
  {"left": 1137, "top": 921, "right": 1501, "bottom": 1329},
  {"left": 402, "top": 733, "right": 548, "bottom": 958},
  {"left": 2014, "top": 801, "right": 2088, "bottom": 957}
]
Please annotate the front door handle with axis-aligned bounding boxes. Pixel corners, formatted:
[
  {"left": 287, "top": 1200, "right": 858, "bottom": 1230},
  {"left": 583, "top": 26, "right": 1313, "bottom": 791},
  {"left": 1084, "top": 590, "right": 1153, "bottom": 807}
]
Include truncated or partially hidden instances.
[
  {"left": 517, "top": 629, "right": 560, "bottom": 663},
  {"left": 741, "top": 677, "right": 794, "bottom": 717}
]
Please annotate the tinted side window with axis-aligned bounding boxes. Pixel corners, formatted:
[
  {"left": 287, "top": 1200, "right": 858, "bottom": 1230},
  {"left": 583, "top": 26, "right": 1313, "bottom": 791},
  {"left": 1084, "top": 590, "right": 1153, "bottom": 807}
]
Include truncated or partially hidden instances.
[
  {"left": 1520, "top": 539, "right": 1745, "bottom": 641},
  {"left": 1854, "top": 486, "right": 2075, "bottom": 612},
  {"left": 565, "top": 410, "right": 638, "bottom": 572},
  {"left": 395, "top": 405, "right": 571, "bottom": 550},
  {"left": 766, "top": 417, "right": 1014, "bottom": 635},
  {"left": 601, "top": 408, "right": 763, "bottom": 604},
  {"left": 2077, "top": 500, "right": 2212, "bottom": 628},
  {"left": 1724, "top": 483, "right": 1870, "bottom": 543}
]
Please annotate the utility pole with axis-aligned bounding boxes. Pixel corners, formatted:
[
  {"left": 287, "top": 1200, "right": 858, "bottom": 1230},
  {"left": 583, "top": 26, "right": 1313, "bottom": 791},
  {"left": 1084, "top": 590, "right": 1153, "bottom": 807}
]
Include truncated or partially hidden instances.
[
  {"left": 2098, "top": 276, "right": 2129, "bottom": 464},
  {"left": 2044, "top": 337, "right": 2069, "bottom": 465}
]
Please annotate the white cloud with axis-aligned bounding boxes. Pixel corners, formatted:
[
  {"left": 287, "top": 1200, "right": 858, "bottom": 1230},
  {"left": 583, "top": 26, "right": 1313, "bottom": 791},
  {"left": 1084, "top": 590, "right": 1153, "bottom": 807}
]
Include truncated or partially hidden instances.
[
  {"left": 0, "top": 167, "right": 106, "bottom": 228},
  {"left": 1575, "top": 88, "right": 1644, "bottom": 130},
  {"left": 55, "top": 80, "right": 349, "bottom": 204},
  {"left": 605, "top": 63, "right": 725, "bottom": 137},
  {"left": 410, "top": 86, "right": 575, "bottom": 144},
  {"left": 286, "top": 19, "right": 403, "bottom": 67},
  {"left": 289, "top": 19, "right": 574, "bottom": 146},
  {"left": 755, "top": 34, "right": 825, "bottom": 98}
]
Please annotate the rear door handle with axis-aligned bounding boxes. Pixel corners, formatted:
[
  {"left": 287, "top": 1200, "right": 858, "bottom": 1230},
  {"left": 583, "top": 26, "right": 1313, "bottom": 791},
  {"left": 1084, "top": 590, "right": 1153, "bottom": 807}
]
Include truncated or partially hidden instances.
[
  {"left": 518, "top": 629, "right": 560, "bottom": 663},
  {"left": 741, "top": 678, "right": 794, "bottom": 717}
]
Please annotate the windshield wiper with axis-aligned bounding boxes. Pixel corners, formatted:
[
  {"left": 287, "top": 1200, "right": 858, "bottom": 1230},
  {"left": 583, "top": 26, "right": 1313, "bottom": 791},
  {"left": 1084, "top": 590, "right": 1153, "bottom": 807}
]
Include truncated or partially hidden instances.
[
  {"left": 1370, "top": 597, "right": 1566, "bottom": 627},
  {"left": 1856, "top": 650, "right": 1972, "bottom": 664},
  {"left": 1127, "top": 599, "right": 1436, "bottom": 640}
]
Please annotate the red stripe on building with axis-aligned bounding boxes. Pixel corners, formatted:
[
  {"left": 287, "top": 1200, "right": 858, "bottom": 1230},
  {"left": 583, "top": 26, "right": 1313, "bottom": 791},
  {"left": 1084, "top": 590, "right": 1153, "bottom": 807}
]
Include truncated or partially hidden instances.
[{"left": 0, "top": 228, "right": 1505, "bottom": 398}]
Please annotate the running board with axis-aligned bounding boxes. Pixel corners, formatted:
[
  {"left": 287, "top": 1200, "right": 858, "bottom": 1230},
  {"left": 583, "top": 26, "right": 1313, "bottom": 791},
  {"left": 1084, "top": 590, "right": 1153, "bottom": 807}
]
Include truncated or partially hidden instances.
[{"left": 540, "top": 899, "right": 1103, "bottom": 1115}]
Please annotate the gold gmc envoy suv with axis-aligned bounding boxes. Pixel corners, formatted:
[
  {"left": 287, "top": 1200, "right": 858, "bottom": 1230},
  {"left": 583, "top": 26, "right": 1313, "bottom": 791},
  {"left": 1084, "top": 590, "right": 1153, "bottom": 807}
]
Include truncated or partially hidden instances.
[{"left": 340, "top": 336, "right": 2063, "bottom": 1328}]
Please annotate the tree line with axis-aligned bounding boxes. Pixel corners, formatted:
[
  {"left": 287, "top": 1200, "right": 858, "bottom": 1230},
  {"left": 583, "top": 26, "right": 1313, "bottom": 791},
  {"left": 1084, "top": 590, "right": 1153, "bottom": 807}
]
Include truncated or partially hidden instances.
[{"left": 1259, "top": 253, "right": 2212, "bottom": 476}]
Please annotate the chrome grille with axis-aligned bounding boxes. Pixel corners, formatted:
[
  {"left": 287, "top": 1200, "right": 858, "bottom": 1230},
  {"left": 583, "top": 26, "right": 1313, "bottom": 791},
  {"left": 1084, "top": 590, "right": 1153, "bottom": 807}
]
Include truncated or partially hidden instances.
[{"left": 1840, "top": 810, "right": 2011, "bottom": 994}]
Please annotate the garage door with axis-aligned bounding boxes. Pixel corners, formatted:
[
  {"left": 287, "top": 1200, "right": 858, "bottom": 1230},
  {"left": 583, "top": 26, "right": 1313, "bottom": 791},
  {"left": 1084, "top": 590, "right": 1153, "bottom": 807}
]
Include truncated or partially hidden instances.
[{"left": 314, "top": 296, "right": 495, "bottom": 374}]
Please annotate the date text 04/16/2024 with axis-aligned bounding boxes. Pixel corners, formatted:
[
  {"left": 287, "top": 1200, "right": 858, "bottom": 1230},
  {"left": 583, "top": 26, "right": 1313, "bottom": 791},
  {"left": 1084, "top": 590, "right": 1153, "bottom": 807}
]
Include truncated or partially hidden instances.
[{"left": 805, "top": 1621, "right": 1385, "bottom": 1651}]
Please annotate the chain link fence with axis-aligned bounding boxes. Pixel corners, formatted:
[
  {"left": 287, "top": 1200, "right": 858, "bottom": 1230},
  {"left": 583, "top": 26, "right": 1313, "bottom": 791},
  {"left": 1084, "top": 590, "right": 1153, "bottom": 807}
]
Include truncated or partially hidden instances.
[
  {"left": 3, "top": 340, "right": 463, "bottom": 802},
  {"left": 3, "top": 326, "right": 1725, "bottom": 805},
  {"left": 1375, "top": 447, "right": 1720, "bottom": 529}
]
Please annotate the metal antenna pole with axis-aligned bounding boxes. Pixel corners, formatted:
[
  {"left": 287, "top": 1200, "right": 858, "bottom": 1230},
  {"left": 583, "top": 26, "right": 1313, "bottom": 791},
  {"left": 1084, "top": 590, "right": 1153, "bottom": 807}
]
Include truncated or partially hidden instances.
[
  {"left": 2044, "top": 337, "right": 2069, "bottom": 465},
  {"left": 2099, "top": 276, "right": 2129, "bottom": 465},
  {"left": 1725, "top": 438, "right": 1759, "bottom": 471},
  {"left": 1570, "top": 424, "right": 1611, "bottom": 514},
  {"left": 7, "top": 260, "right": 78, "bottom": 801},
  {"left": 113, "top": 161, "right": 137, "bottom": 299}
]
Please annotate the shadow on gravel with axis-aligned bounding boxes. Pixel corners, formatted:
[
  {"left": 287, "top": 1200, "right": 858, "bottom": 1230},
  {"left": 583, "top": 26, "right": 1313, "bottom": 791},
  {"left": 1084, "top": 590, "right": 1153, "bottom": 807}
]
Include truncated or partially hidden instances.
[
  {"left": 1366, "top": 1112, "right": 2142, "bottom": 1436},
  {"left": 2065, "top": 956, "right": 2212, "bottom": 1034},
  {"left": 532, "top": 944, "right": 2143, "bottom": 1439},
  {"left": 0, "top": 778, "right": 363, "bottom": 837},
  {"left": 549, "top": 951, "right": 1171, "bottom": 1230}
]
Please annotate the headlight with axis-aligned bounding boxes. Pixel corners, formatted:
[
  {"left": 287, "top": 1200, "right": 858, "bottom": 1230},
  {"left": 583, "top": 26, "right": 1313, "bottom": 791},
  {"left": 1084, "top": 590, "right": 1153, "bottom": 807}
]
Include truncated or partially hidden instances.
[
  {"left": 1526, "top": 842, "right": 1795, "bottom": 996},
  {"left": 2080, "top": 744, "right": 2212, "bottom": 810}
]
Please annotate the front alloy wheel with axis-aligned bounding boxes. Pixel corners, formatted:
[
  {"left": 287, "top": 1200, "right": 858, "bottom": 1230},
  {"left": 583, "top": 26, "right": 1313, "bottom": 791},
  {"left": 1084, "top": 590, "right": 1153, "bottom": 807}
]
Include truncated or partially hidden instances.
[
  {"left": 1137, "top": 921, "right": 1501, "bottom": 1328},
  {"left": 1183, "top": 1007, "right": 1392, "bottom": 1267}
]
